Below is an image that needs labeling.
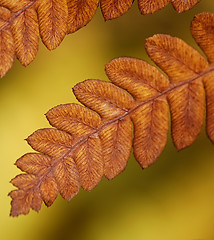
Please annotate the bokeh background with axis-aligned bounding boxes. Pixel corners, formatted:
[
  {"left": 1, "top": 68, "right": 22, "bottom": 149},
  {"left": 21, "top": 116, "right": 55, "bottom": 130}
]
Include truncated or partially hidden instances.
[{"left": 1, "top": 1, "right": 214, "bottom": 239}]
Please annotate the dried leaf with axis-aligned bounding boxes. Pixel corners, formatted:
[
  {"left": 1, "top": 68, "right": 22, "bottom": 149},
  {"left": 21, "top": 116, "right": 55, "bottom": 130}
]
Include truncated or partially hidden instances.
[
  {"left": 132, "top": 98, "right": 169, "bottom": 168},
  {"left": 100, "top": 0, "right": 133, "bottom": 21},
  {"left": 29, "top": 190, "right": 42, "bottom": 212},
  {"left": 105, "top": 57, "right": 170, "bottom": 100},
  {"left": 145, "top": 34, "right": 208, "bottom": 149},
  {"left": 203, "top": 72, "right": 214, "bottom": 143},
  {"left": 100, "top": 117, "right": 132, "bottom": 179},
  {"left": 39, "top": 174, "right": 58, "bottom": 206},
  {"left": 27, "top": 128, "right": 74, "bottom": 157},
  {"left": 74, "top": 134, "right": 103, "bottom": 191},
  {"left": 11, "top": 6, "right": 39, "bottom": 66},
  {"left": 36, "top": 0, "right": 68, "bottom": 50},
  {"left": 9, "top": 173, "right": 43, "bottom": 216},
  {"left": 54, "top": 155, "right": 80, "bottom": 201},
  {"left": 0, "top": 0, "right": 201, "bottom": 77},
  {"left": 9, "top": 190, "right": 41, "bottom": 217},
  {"left": 67, "top": 0, "right": 99, "bottom": 33},
  {"left": 167, "top": 79, "right": 205, "bottom": 150},
  {"left": 10, "top": 12, "right": 214, "bottom": 217},
  {"left": 15, "top": 153, "right": 52, "bottom": 176},
  {"left": 105, "top": 57, "right": 170, "bottom": 167},
  {"left": 191, "top": 12, "right": 214, "bottom": 64},
  {"left": 73, "top": 79, "right": 135, "bottom": 120},
  {"left": 10, "top": 174, "right": 37, "bottom": 190},
  {"left": 0, "top": 0, "right": 32, "bottom": 12},
  {"left": 145, "top": 34, "right": 209, "bottom": 83},
  {"left": 0, "top": 6, "right": 14, "bottom": 77},
  {"left": 46, "top": 103, "right": 101, "bottom": 137},
  {"left": 171, "top": 0, "right": 200, "bottom": 13},
  {"left": 138, "top": 0, "right": 170, "bottom": 15}
]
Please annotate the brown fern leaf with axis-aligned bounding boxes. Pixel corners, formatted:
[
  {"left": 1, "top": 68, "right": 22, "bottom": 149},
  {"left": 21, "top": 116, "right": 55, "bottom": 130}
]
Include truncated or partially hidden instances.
[
  {"left": 36, "top": 0, "right": 68, "bottom": 50},
  {"left": 11, "top": 3, "right": 39, "bottom": 66},
  {"left": 9, "top": 12, "right": 214, "bottom": 217},
  {"left": 0, "top": 0, "right": 201, "bottom": 77},
  {"left": 145, "top": 34, "right": 208, "bottom": 150},
  {"left": 190, "top": 12, "right": 214, "bottom": 143},
  {"left": 0, "top": 0, "right": 68, "bottom": 77},
  {"left": 67, "top": 0, "right": 99, "bottom": 34},
  {"left": 0, "top": 6, "right": 14, "bottom": 77},
  {"left": 100, "top": 0, "right": 133, "bottom": 20},
  {"left": 102, "top": 0, "right": 200, "bottom": 19},
  {"left": 138, "top": 0, "right": 200, "bottom": 15}
]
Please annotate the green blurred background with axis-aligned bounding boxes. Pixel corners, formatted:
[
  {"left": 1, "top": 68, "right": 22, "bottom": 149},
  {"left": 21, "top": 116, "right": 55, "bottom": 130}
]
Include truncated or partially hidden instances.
[{"left": 1, "top": 1, "right": 214, "bottom": 239}]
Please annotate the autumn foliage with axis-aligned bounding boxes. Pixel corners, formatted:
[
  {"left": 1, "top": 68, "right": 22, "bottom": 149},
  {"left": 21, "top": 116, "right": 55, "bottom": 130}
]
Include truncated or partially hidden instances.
[
  {"left": 0, "top": 0, "right": 201, "bottom": 77},
  {"left": 9, "top": 12, "right": 214, "bottom": 216}
]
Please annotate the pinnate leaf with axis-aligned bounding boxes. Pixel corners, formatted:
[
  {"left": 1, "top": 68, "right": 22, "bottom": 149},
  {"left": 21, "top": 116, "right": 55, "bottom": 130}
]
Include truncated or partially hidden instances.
[
  {"left": 105, "top": 57, "right": 170, "bottom": 167},
  {"left": 67, "top": 0, "right": 99, "bottom": 34},
  {"left": 138, "top": 0, "right": 170, "bottom": 15},
  {"left": 100, "top": 0, "right": 133, "bottom": 21},
  {"left": 132, "top": 98, "right": 169, "bottom": 168},
  {"left": 73, "top": 134, "right": 103, "bottom": 191},
  {"left": 171, "top": 0, "right": 200, "bottom": 13},
  {"left": 105, "top": 57, "right": 170, "bottom": 100},
  {"left": 203, "top": 72, "right": 214, "bottom": 143},
  {"left": 46, "top": 103, "right": 101, "bottom": 137},
  {"left": 0, "top": 6, "right": 14, "bottom": 77},
  {"left": 36, "top": 0, "right": 68, "bottom": 50},
  {"left": 191, "top": 12, "right": 214, "bottom": 64},
  {"left": 138, "top": 0, "right": 200, "bottom": 15},
  {"left": 73, "top": 79, "right": 135, "bottom": 120},
  {"left": 99, "top": 118, "right": 132, "bottom": 180},
  {"left": 145, "top": 34, "right": 209, "bottom": 150},
  {"left": 9, "top": 189, "right": 42, "bottom": 216},
  {"left": 10, "top": 12, "right": 214, "bottom": 216},
  {"left": 15, "top": 153, "right": 52, "bottom": 176},
  {"left": 11, "top": 6, "right": 39, "bottom": 66},
  {"left": 39, "top": 174, "right": 58, "bottom": 207},
  {"left": 0, "top": 0, "right": 201, "bottom": 77},
  {"left": 27, "top": 128, "right": 74, "bottom": 157},
  {"left": 0, "top": 0, "right": 31, "bottom": 12},
  {"left": 54, "top": 155, "right": 80, "bottom": 201},
  {"left": 11, "top": 174, "right": 37, "bottom": 191}
]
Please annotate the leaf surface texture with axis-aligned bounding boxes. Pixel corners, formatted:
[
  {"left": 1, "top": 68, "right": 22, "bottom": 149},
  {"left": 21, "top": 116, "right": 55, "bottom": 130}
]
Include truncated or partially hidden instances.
[
  {"left": 9, "top": 12, "right": 214, "bottom": 216},
  {"left": 0, "top": 0, "right": 201, "bottom": 77}
]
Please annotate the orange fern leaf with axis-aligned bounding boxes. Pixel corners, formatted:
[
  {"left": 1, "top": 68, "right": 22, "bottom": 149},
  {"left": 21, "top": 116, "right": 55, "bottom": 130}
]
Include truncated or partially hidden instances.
[
  {"left": 0, "top": 6, "right": 14, "bottom": 77},
  {"left": 11, "top": 4, "right": 39, "bottom": 66},
  {"left": 100, "top": 0, "right": 133, "bottom": 20},
  {"left": 36, "top": 0, "right": 68, "bottom": 50},
  {"left": 0, "top": 0, "right": 67, "bottom": 76},
  {"left": 0, "top": 0, "right": 201, "bottom": 77},
  {"left": 138, "top": 0, "right": 201, "bottom": 15},
  {"left": 101, "top": 0, "right": 200, "bottom": 19},
  {"left": 9, "top": 12, "right": 214, "bottom": 217},
  {"left": 67, "top": 0, "right": 99, "bottom": 34}
]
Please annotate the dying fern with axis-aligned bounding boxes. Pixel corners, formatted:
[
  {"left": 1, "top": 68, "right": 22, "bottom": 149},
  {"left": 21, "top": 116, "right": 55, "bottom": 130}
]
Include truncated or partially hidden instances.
[
  {"left": 0, "top": 0, "right": 200, "bottom": 77},
  {"left": 9, "top": 12, "right": 214, "bottom": 217}
]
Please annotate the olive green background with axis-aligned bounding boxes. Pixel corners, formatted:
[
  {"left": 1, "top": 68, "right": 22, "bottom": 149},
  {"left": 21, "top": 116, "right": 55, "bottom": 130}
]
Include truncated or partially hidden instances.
[{"left": 1, "top": 1, "right": 214, "bottom": 239}]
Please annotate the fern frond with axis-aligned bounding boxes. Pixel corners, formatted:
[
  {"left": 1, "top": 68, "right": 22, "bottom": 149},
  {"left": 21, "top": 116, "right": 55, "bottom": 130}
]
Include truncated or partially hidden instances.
[
  {"left": 0, "top": 0, "right": 201, "bottom": 77},
  {"left": 9, "top": 12, "right": 214, "bottom": 217},
  {"left": 138, "top": 0, "right": 201, "bottom": 15}
]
